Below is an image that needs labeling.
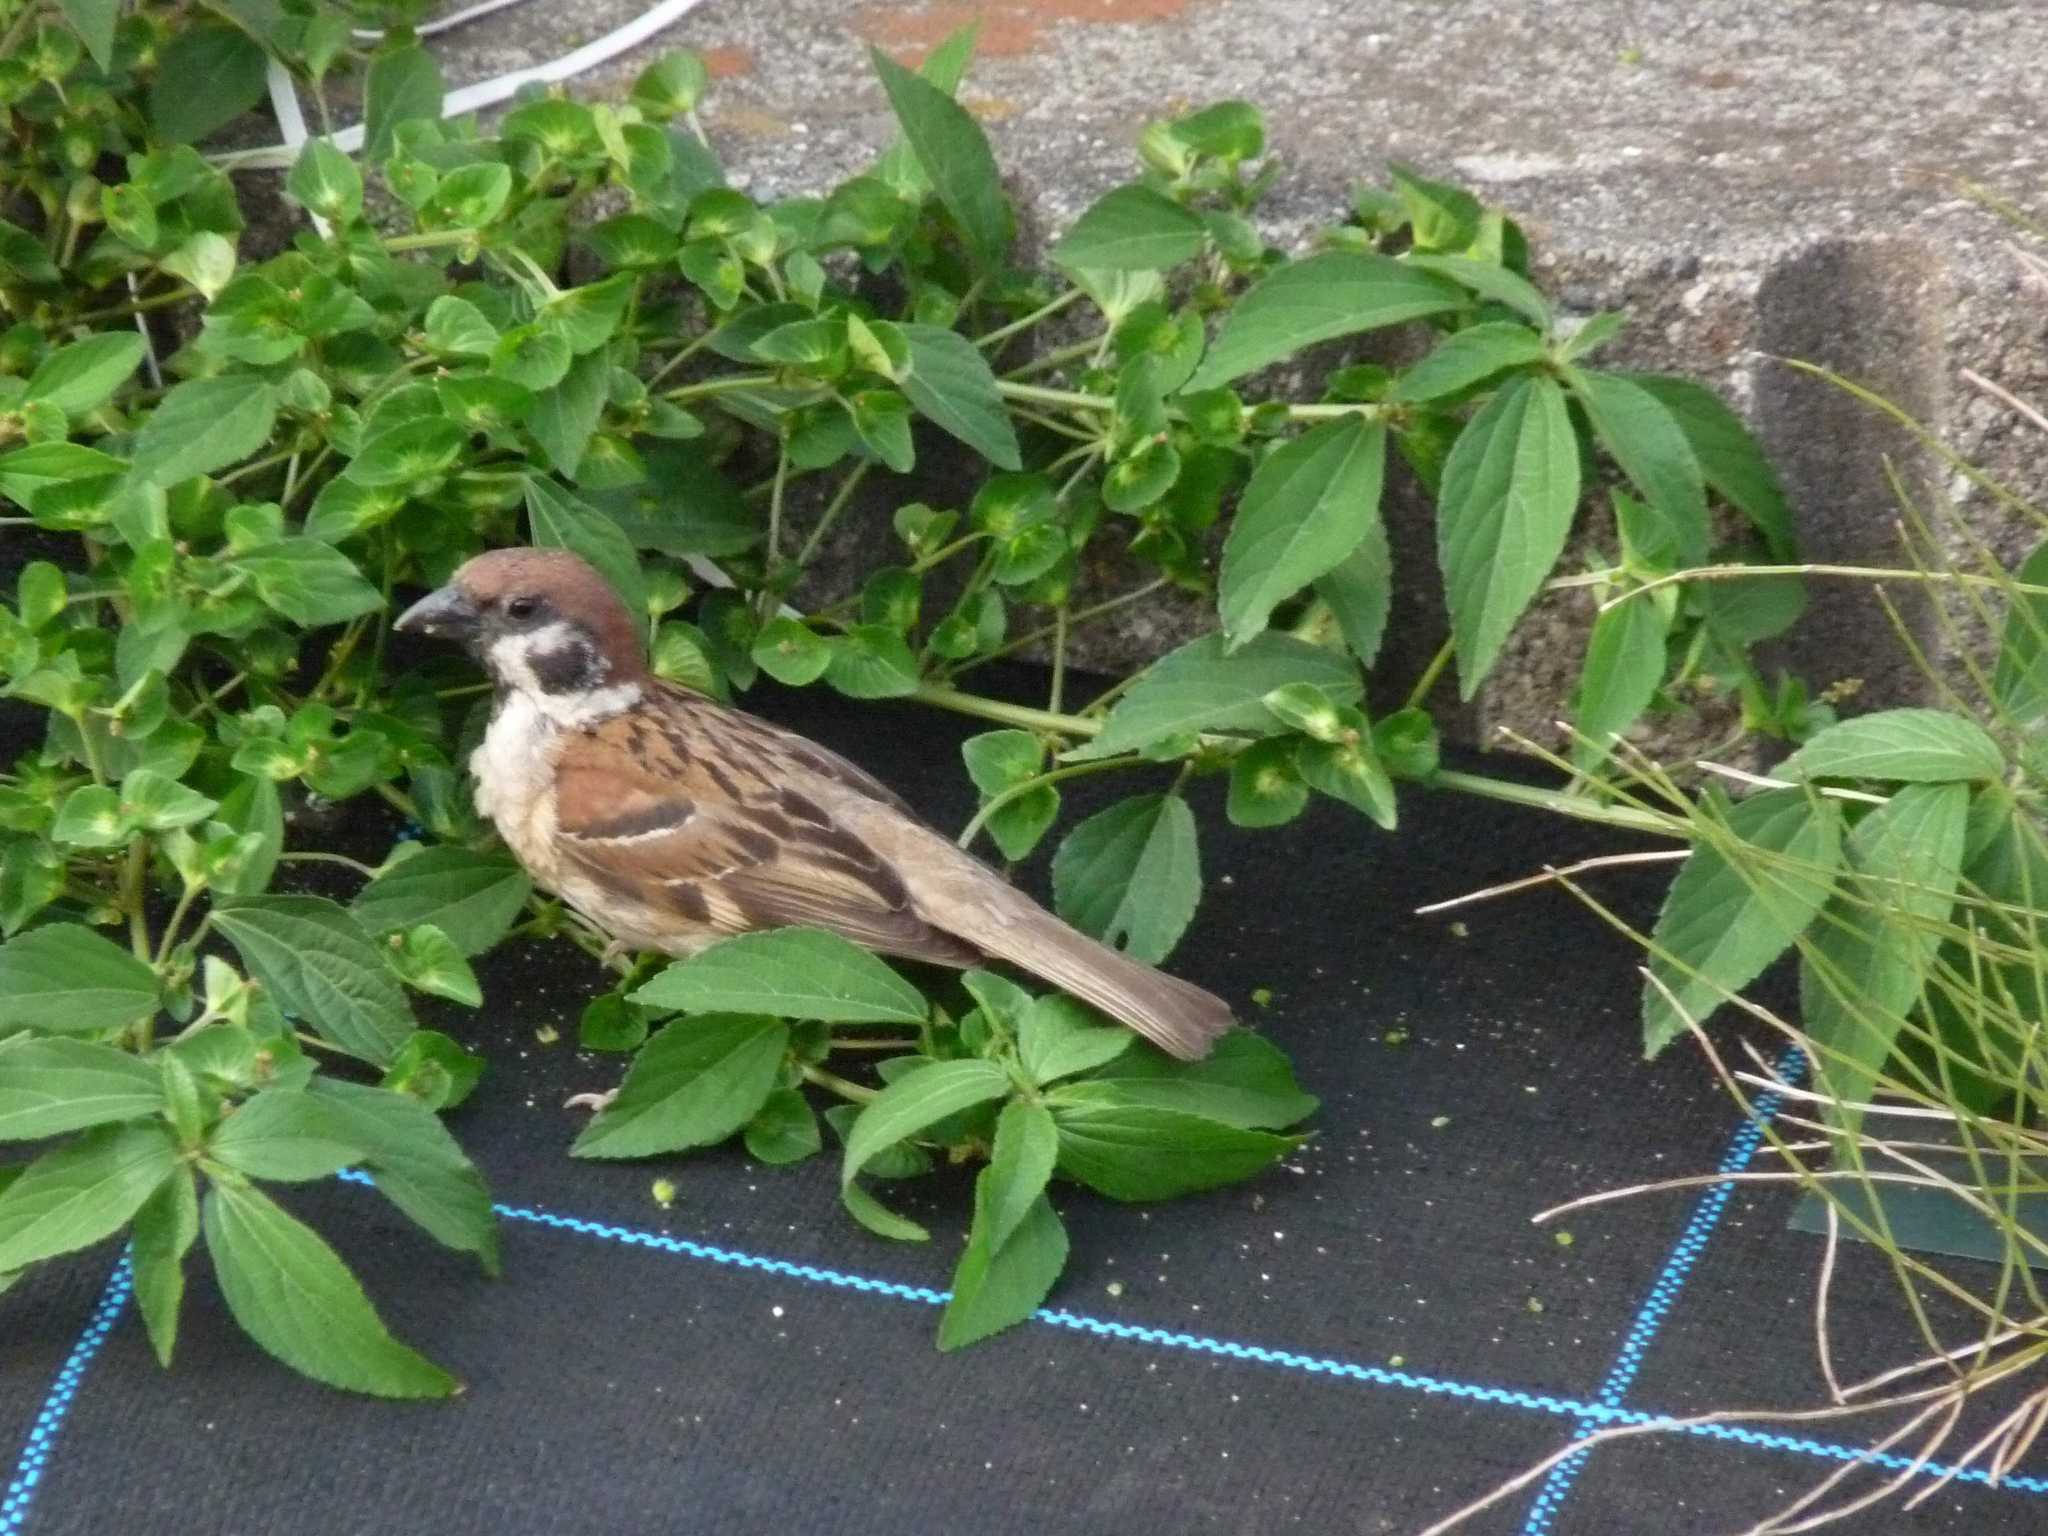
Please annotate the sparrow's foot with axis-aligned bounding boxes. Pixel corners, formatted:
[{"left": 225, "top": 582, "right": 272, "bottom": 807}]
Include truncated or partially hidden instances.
[
  {"left": 563, "top": 1088, "right": 619, "bottom": 1113},
  {"left": 598, "top": 938, "right": 632, "bottom": 968}
]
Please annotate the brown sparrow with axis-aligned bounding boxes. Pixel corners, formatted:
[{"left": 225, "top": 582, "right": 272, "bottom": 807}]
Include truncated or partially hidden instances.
[{"left": 394, "top": 548, "right": 1231, "bottom": 1060}]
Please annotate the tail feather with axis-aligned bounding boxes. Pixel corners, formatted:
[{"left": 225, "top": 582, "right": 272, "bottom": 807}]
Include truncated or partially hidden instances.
[{"left": 975, "top": 907, "right": 1233, "bottom": 1062}]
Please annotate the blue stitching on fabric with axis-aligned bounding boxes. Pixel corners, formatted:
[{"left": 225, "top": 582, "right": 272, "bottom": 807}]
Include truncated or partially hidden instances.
[
  {"left": 1520, "top": 1049, "right": 1807, "bottom": 1534},
  {"left": 2, "top": 1256, "right": 133, "bottom": 1536}
]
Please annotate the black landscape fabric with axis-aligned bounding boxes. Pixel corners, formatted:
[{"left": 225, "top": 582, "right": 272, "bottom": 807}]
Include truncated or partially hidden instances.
[{"left": 3, "top": 670, "right": 2042, "bottom": 1536}]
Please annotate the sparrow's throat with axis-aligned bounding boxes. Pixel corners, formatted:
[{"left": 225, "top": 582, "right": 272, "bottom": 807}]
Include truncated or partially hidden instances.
[{"left": 483, "top": 620, "right": 638, "bottom": 725}]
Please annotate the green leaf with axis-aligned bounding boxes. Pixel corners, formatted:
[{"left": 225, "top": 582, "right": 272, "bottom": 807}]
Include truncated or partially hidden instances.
[
  {"left": 528, "top": 349, "right": 610, "bottom": 478},
  {"left": 938, "top": 1172, "right": 1065, "bottom": 1352},
  {"left": 1081, "top": 632, "right": 1362, "bottom": 760},
  {"left": 981, "top": 1099, "right": 1059, "bottom": 1250},
  {"left": 751, "top": 617, "right": 834, "bottom": 685},
  {"left": 212, "top": 775, "right": 282, "bottom": 897},
  {"left": 351, "top": 847, "right": 530, "bottom": 957},
  {"left": 1643, "top": 789, "right": 1843, "bottom": 1054},
  {"left": 1228, "top": 737, "right": 1309, "bottom": 828},
  {"left": 1047, "top": 1089, "right": 1297, "bottom": 1200},
  {"left": 743, "top": 1087, "right": 822, "bottom": 1165},
  {"left": 364, "top": 44, "right": 445, "bottom": 162},
  {"left": 1051, "top": 185, "right": 1206, "bottom": 272},
  {"left": 1186, "top": 253, "right": 1464, "bottom": 390},
  {"left": 871, "top": 21, "right": 978, "bottom": 195},
  {"left": 633, "top": 928, "right": 927, "bottom": 1023},
  {"left": 571, "top": 1014, "right": 789, "bottom": 1159},
  {"left": 212, "top": 897, "right": 416, "bottom": 1066},
  {"left": 149, "top": 23, "right": 267, "bottom": 144},
  {"left": 0, "top": 442, "right": 125, "bottom": 506},
  {"left": 61, "top": 0, "right": 120, "bottom": 69},
  {"left": 870, "top": 47, "right": 1012, "bottom": 265},
  {"left": 131, "top": 1169, "right": 198, "bottom": 1366},
  {"left": 1018, "top": 993, "right": 1132, "bottom": 1086},
  {"left": 0, "top": 1036, "right": 161, "bottom": 1141},
  {"left": 1996, "top": 536, "right": 2048, "bottom": 727},
  {"left": 422, "top": 296, "right": 498, "bottom": 357},
  {"left": 1389, "top": 322, "right": 1547, "bottom": 403},
  {"left": 825, "top": 624, "right": 921, "bottom": 699},
  {"left": 307, "top": 1078, "right": 498, "bottom": 1271},
  {"left": 896, "top": 323, "right": 1022, "bottom": 470},
  {"left": 1566, "top": 369, "right": 1708, "bottom": 567},
  {"left": 132, "top": 375, "right": 278, "bottom": 487},
  {"left": 208, "top": 1089, "right": 361, "bottom": 1182},
  {"left": 1219, "top": 417, "right": 1386, "bottom": 647},
  {"left": 379, "top": 1025, "right": 485, "bottom": 1106},
  {"left": 1297, "top": 724, "right": 1397, "bottom": 830},
  {"left": 1081, "top": 1030, "right": 1317, "bottom": 1129},
  {"left": 237, "top": 538, "right": 384, "bottom": 627},
  {"left": 1776, "top": 709, "right": 2004, "bottom": 785},
  {"left": 1050, "top": 793, "right": 1200, "bottom": 965},
  {"left": 286, "top": 142, "right": 364, "bottom": 224},
  {"left": 1800, "top": 782, "right": 1967, "bottom": 1135},
  {"left": 1436, "top": 374, "right": 1580, "bottom": 697},
  {"left": 346, "top": 417, "right": 467, "bottom": 487},
  {"left": 0, "top": 923, "right": 159, "bottom": 1036},
  {"left": 840, "top": 1059, "right": 1011, "bottom": 1240},
  {"left": 203, "top": 1178, "right": 455, "bottom": 1398},
  {"left": 0, "top": 1121, "right": 177, "bottom": 1271},
  {"left": 1571, "top": 592, "right": 1673, "bottom": 772},
  {"left": 24, "top": 334, "right": 147, "bottom": 416},
  {"left": 525, "top": 475, "right": 646, "bottom": 615},
  {"left": 1312, "top": 522, "right": 1393, "bottom": 667},
  {"left": 1632, "top": 375, "right": 1795, "bottom": 559},
  {"left": 1402, "top": 254, "right": 1553, "bottom": 331}
]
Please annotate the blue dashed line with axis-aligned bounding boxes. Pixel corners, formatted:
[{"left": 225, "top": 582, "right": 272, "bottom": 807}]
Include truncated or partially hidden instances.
[
  {"left": 2, "top": 1256, "right": 133, "bottom": 1536},
  {"left": 1521, "top": 1049, "right": 1807, "bottom": 1534}
]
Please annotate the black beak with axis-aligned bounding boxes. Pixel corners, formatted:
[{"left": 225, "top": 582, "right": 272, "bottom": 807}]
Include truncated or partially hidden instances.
[{"left": 394, "top": 586, "right": 481, "bottom": 640}]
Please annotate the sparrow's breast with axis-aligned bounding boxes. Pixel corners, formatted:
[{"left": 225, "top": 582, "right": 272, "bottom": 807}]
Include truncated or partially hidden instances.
[{"left": 469, "top": 691, "right": 566, "bottom": 884}]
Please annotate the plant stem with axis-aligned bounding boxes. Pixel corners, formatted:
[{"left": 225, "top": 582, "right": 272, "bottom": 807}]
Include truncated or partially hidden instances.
[
  {"left": 120, "top": 840, "right": 150, "bottom": 963},
  {"left": 277, "top": 849, "right": 383, "bottom": 878},
  {"left": 912, "top": 683, "right": 1103, "bottom": 739},
  {"left": 995, "top": 380, "right": 1113, "bottom": 414},
  {"left": 1604, "top": 562, "right": 2048, "bottom": 609},
  {"left": 976, "top": 287, "right": 1083, "bottom": 350},
  {"left": 1048, "top": 603, "right": 1068, "bottom": 716},
  {"left": 802, "top": 1063, "right": 878, "bottom": 1104},
  {"left": 664, "top": 372, "right": 782, "bottom": 403},
  {"left": 1404, "top": 636, "right": 1457, "bottom": 712},
  {"left": 827, "top": 1037, "right": 920, "bottom": 1051},
  {"left": 1427, "top": 768, "right": 1682, "bottom": 837},
  {"left": 1004, "top": 337, "right": 1107, "bottom": 380},
  {"left": 384, "top": 228, "right": 481, "bottom": 253},
  {"left": 957, "top": 756, "right": 1138, "bottom": 851},
  {"left": 1286, "top": 402, "right": 1384, "bottom": 421},
  {"left": 793, "top": 462, "right": 870, "bottom": 567},
  {"left": 75, "top": 286, "right": 201, "bottom": 321},
  {"left": 154, "top": 881, "right": 205, "bottom": 968}
]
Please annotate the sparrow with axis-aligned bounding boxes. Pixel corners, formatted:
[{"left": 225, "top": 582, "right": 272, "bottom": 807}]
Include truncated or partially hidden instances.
[{"left": 394, "top": 547, "right": 1232, "bottom": 1061}]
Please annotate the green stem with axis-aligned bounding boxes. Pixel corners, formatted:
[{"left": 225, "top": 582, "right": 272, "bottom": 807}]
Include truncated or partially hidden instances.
[
  {"left": 977, "top": 287, "right": 1083, "bottom": 350},
  {"left": 154, "top": 881, "right": 206, "bottom": 968},
  {"left": 217, "top": 448, "right": 296, "bottom": 487},
  {"left": 1404, "top": 636, "right": 1457, "bottom": 712},
  {"left": 384, "top": 229, "right": 482, "bottom": 253},
  {"left": 827, "top": 1037, "right": 921, "bottom": 1051},
  {"left": 1286, "top": 402, "right": 1385, "bottom": 421},
  {"left": 912, "top": 683, "right": 1102, "bottom": 739},
  {"left": 793, "top": 462, "right": 871, "bottom": 567},
  {"left": 374, "top": 780, "right": 424, "bottom": 823},
  {"left": 802, "top": 1063, "right": 879, "bottom": 1104},
  {"left": 120, "top": 840, "right": 150, "bottom": 964},
  {"left": 664, "top": 373, "right": 782, "bottom": 403},
  {"left": 277, "top": 849, "right": 383, "bottom": 878},
  {"left": 1047, "top": 604, "right": 1068, "bottom": 717},
  {"left": 995, "top": 380, "right": 1112, "bottom": 414},
  {"left": 75, "top": 286, "right": 201, "bottom": 321},
  {"left": 1003, "top": 337, "right": 1105, "bottom": 380},
  {"left": 957, "top": 756, "right": 1137, "bottom": 851},
  {"left": 1426, "top": 769, "right": 1683, "bottom": 838}
]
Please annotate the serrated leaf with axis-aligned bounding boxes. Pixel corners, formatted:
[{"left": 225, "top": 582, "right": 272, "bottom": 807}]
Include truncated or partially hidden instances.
[
  {"left": 131, "top": 1169, "right": 198, "bottom": 1366},
  {"left": 1996, "top": 536, "right": 2048, "bottom": 727},
  {"left": 208, "top": 1089, "right": 361, "bottom": 1182},
  {"left": 132, "top": 375, "right": 278, "bottom": 487},
  {"left": 743, "top": 1087, "right": 822, "bottom": 1165},
  {"left": 1186, "top": 252, "right": 1464, "bottom": 390},
  {"left": 1080, "top": 1031, "right": 1317, "bottom": 1129},
  {"left": 0, "top": 923, "right": 159, "bottom": 1035},
  {"left": 1776, "top": 709, "right": 2005, "bottom": 785},
  {"left": 1219, "top": 417, "right": 1386, "bottom": 647},
  {"left": 1051, "top": 185, "right": 1206, "bottom": 272},
  {"left": 61, "top": 0, "right": 120, "bottom": 69},
  {"left": 24, "top": 334, "right": 147, "bottom": 416},
  {"left": 346, "top": 417, "right": 467, "bottom": 487},
  {"left": 363, "top": 44, "right": 445, "bottom": 162},
  {"left": 1643, "top": 789, "right": 1843, "bottom": 1054},
  {"left": 149, "top": 23, "right": 267, "bottom": 144},
  {"left": 571, "top": 1014, "right": 789, "bottom": 1159},
  {"left": 286, "top": 142, "right": 364, "bottom": 224},
  {"left": 1050, "top": 794, "right": 1200, "bottom": 964},
  {"left": 351, "top": 847, "right": 529, "bottom": 957},
  {"left": 0, "top": 1036, "right": 161, "bottom": 1141},
  {"left": 751, "top": 617, "right": 833, "bottom": 685},
  {"left": 1080, "top": 632, "right": 1362, "bottom": 760},
  {"left": 896, "top": 323, "right": 1022, "bottom": 470},
  {"left": 1312, "top": 518, "right": 1393, "bottom": 668},
  {"left": 1047, "top": 1089, "right": 1297, "bottom": 1200},
  {"left": 870, "top": 48, "right": 1012, "bottom": 265},
  {"left": 525, "top": 475, "right": 646, "bottom": 614},
  {"left": 213, "top": 897, "right": 416, "bottom": 1065},
  {"left": 203, "top": 1178, "right": 455, "bottom": 1397},
  {"left": 1389, "top": 322, "right": 1546, "bottom": 404},
  {"left": 1632, "top": 375, "right": 1795, "bottom": 560},
  {"left": 1436, "top": 374, "right": 1580, "bottom": 698},
  {"left": 633, "top": 928, "right": 926, "bottom": 1023},
  {"left": 0, "top": 1121, "right": 177, "bottom": 1271},
  {"left": 939, "top": 1110, "right": 1064, "bottom": 1351},
  {"left": 1018, "top": 994, "right": 1132, "bottom": 1086},
  {"left": 307, "top": 1078, "right": 498, "bottom": 1270},
  {"left": 825, "top": 624, "right": 921, "bottom": 699},
  {"left": 1567, "top": 369, "right": 1708, "bottom": 567},
  {"left": 528, "top": 349, "right": 610, "bottom": 478},
  {"left": 1571, "top": 591, "right": 1673, "bottom": 773},
  {"left": 237, "top": 538, "right": 384, "bottom": 627},
  {"left": 840, "top": 1059, "right": 1011, "bottom": 1241}
]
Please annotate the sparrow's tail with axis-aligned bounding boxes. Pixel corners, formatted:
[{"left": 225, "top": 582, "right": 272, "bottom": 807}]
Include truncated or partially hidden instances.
[{"left": 975, "top": 905, "right": 1233, "bottom": 1062}]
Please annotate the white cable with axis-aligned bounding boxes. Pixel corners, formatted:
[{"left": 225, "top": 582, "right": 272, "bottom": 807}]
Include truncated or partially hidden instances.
[
  {"left": 351, "top": 0, "right": 541, "bottom": 44},
  {"left": 211, "top": 0, "right": 714, "bottom": 172},
  {"left": 264, "top": 57, "right": 329, "bottom": 236}
]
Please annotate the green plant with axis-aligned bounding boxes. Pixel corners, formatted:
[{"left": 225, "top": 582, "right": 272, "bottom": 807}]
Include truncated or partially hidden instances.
[{"left": 1, "top": 9, "right": 1800, "bottom": 1392}]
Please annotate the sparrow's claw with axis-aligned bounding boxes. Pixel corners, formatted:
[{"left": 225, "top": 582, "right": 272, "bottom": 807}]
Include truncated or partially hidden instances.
[
  {"left": 598, "top": 938, "right": 632, "bottom": 968},
  {"left": 563, "top": 1088, "right": 619, "bottom": 1113}
]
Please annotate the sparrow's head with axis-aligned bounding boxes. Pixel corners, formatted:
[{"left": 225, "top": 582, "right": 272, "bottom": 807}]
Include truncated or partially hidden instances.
[{"left": 395, "top": 547, "right": 647, "bottom": 701}]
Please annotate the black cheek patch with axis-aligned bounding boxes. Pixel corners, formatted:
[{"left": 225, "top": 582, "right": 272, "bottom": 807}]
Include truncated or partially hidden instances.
[{"left": 529, "top": 641, "right": 598, "bottom": 694}]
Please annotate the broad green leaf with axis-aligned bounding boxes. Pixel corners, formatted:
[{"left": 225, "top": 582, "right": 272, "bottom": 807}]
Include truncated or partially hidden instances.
[
  {"left": 0, "top": 442, "right": 125, "bottom": 506},
  {"left": 896, "top": 323, "right": 1022, "bottom": 470},
  {"left": 1776, "top": 709, "right": 2004, "bottom": 785},
  {"left": 743, "top": 1088, "right": 822, "bottom": 1165},
  {"left": 351, "top": 847, "right": 530, "bottom": 957},
  {"left": 525, "top": 475, "right": 646, "bottom": 614},
  {"left": 751, "top": 618, "right": 833, "bottom": 685},
  {"left": 208, "top": 1089, "right": 362, "bottom": 1182},
  {"left": 149, "top": 23, "right": 267, "bottom": 144},
  {"left": 1643, "top": 789, "right": 1843, "bottom": 1054},
  {"left": 286, "top": 142, "right": 364, "bottom": 224},
  {"left": 1050, "top": 185, "right": 1206, "bottom": 272},
  {"left": 422, "top": 296, "right": 498, "bottom": 357},
  {"left": 1632, "top": 375, "right": 1795, "bottom": 559},
  {"left": 1390, "top": 322, "right": 1546, "bottom": 404},
  {"left": 379, "top": 1024, "right": 485, "bottom": 1104},
  {"left": 1228, "top": 737, "right": 1310, "bottom": 828},
  {"left": 840, "top": 1059, "right": 1011, "bottom": 1240},
  {"left": 1297, "top": 725, "right": 1397, "bottom": 830},
  {"left": 131, "top": 1169, "right": 198, "bottom": 1366},
  {"left": 1312, "top": 519, "right": 1393, "bottom": 667},
  {"left": 61, "top": 0, "right": 120, "bottom": 69},
  {"left": 982, "top": 1099, "right": 1059, "bottom": 1251},
  {"left": 1567, "top": 369, "right": 1708, "bottom": 567},
  {"left": 633, "top": 928, "right": 927, "bottom": 1023},
  {"left": 0, "top": 1121, "right": 177, "bottom": 1271},
  {"left": 871, "top": 21, "right": 978, "bottom": 195},
  {"left": 1080, "top": 632, "right": 1363, "bottom": 760},
  {"left": 308, "top": 1078, "right": 498, "bottom": 1270},
  {"left": 132, "top": 375, "right": 278, "bottom": 487},
  {"left": 870, "top": 48, "right": 1012, "bottom": 265},
  {"left": 1219, "top": 417, "right": 1386, "bottom": 647},
  {"left": 961, "top": 729, "right": 1042, "bottom": 795},
  {"left": 0, "top": 1036, "right": 161, "bottom": 1140},
  {"left": 346, "top": 418, "right": 467, "bottom": 487},
  {"left": 1800, "top": 782, "right": 1968, "bottom": 1135},
  {"left": 1047, "top": 1089, "right": 1298, "bottom": 1200},
  {"left": 1018, "top": 994, "right": 1132, "bottom": 1086},
  {"left": 1436, "top": 374, "right": 1580, "bottom": 697},
  {"left": 1995, "top": 536, "right": 2048, "bottom": 727},
  {"left": 0, "top": 923, "right": 159, "bottom": 1035},
  {"left": 213, "top": 774, "right": 282, "bottom": 897},
  {"left": 825, "top": 624, "right": 921, "bottom": 699},
  {"left": 24, "top": 334, "right": 147, "bottom": 416},
  {"left": 203, "top": 1178, "right": 456, "bottom": 1398},
  {"left": 1570, "top": 591, "right": 1672, "bottom": 772},
  {"left": 939, "top": 1126, "right": 1065, "bottom": 1351},
  {"left": 1050, "top": 793, "right": 1200, "bottom": 964},
  {"left": 237, "top": 539, "right": 384, "bottom": 627},
  {"left": 1081, "top": 1031, "right": 1317, "bottom": 1129},
  {"left": 1403, "top": 254, "right": 1553, "bottom": 331},
  {"left": 571, "top": 1014, "right": 789, "bottom": 1159},
  {"left": 1186, "top": 253, "right": 1464, "bottom": 390},
  {"left": 364, "top": 44, "right": 445, "bottom": 162},
  {"left": 528, "top": 349, "right": 610, "bottom": 477},
  {"left": 213, "top": 897, "right": 416, "bottom": 1065}
]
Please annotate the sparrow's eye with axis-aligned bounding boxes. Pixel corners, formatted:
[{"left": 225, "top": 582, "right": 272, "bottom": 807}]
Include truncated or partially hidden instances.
[{"left": 503, "top": 595, "right": 541, "bottom": 622}]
